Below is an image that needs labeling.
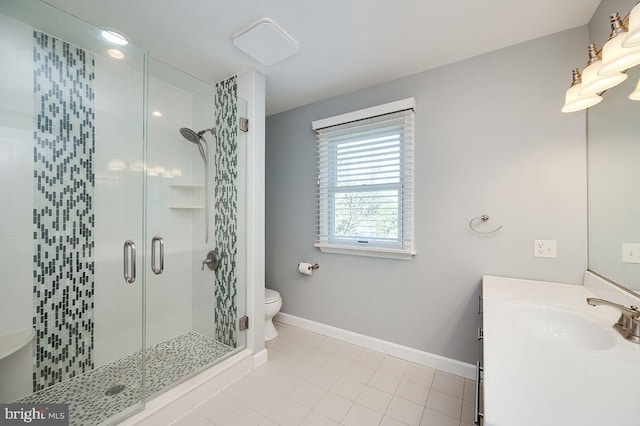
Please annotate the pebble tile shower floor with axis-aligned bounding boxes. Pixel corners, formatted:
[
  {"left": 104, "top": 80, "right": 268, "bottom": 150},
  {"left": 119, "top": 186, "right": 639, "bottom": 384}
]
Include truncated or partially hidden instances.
[
  {"left": 172, "top": 323, "right": 476, "bottom": 426},
  {"left": 17, "top": 331, "right": 234, "bottom": 426}
]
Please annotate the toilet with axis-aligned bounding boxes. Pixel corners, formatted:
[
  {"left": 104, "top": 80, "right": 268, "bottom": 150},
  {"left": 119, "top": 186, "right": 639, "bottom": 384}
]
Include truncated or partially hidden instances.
[{"left": 264, "top": 288, "right": 282, "bottom": 341}]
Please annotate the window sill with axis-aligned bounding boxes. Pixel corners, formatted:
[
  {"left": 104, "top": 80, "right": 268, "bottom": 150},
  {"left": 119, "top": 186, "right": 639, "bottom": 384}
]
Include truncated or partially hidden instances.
[{"left": 314, "top": 243, "right": 415, "bottom": 260}]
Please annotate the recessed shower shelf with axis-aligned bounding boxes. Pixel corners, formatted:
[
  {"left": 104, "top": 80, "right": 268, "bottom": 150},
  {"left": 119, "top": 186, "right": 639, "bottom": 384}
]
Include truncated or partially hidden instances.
[
  {"left": 0, "top": 328, "right": 35, "bottom": 361},
  {"left": 168, "top": 184, "right": 205, "bottom": 209}
]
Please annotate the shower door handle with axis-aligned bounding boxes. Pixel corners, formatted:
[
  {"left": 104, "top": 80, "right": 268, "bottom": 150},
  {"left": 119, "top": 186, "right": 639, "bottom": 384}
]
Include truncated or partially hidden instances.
[
  {"left": 151, "top": 236, "right": 165, "bottom": 275},
  {"left": 123, "top": 240, "right": 137, "bottom": 284}
]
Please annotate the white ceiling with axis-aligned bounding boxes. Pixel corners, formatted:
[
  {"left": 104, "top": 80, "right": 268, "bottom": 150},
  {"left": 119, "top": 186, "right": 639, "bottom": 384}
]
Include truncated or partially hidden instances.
[{"left": 44, "top": 0, "right": 601, "bottom": 115}]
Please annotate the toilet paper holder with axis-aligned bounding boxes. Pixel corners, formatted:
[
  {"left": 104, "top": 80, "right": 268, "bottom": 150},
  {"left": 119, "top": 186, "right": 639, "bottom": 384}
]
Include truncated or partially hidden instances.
[{"left": 298, "top": 262, "right": 319, "bottom": 271}]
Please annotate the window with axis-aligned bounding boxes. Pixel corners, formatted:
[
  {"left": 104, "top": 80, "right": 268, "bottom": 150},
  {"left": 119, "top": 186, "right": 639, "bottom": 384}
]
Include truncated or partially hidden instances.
[{"left": 312, "top": 99, "right": 415, "bottom": 260}]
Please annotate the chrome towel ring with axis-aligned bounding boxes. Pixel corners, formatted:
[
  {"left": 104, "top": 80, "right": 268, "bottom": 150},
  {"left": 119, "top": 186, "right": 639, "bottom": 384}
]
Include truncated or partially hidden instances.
[{"left": 469, "top": 214, "right": 503, "bottom": 235}]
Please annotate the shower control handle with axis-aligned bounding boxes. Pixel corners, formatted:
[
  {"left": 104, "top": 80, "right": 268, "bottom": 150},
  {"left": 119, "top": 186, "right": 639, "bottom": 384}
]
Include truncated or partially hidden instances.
[
  {"left": 202, "top": 250, "right": 220, "bottom": 271},
  {"left": 123, "top": 240, "right": 137, "bottom": 284}
]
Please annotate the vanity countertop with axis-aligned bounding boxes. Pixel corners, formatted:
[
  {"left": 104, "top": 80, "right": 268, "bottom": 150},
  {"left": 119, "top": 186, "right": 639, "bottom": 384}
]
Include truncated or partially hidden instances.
[{"left": 482, "top": 275, "right": 640, "bottom": 426}]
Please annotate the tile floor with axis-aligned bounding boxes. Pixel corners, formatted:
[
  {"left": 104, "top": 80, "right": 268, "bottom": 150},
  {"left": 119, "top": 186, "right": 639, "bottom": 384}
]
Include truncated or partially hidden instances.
[{"left": 172, "top": 322, "right": 476, "bottom": 426}]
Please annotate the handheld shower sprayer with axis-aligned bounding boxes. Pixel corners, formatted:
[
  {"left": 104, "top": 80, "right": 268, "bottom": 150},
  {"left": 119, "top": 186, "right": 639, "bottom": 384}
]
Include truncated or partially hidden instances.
[
  {"left": 179, "top": 127, "right": 214, "bottom": 163},
  {"left": 178, "top": 126, "right": 216, "bottom": 243}
]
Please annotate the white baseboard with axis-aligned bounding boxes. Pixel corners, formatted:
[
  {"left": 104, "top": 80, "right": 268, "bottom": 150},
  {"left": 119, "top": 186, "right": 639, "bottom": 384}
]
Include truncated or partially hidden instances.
[
  {"left": 253, "top": 348, "right": 268, "bottom": 368},
  {"left": 275, "top": 313, "right": 475, "bottom": 380}
]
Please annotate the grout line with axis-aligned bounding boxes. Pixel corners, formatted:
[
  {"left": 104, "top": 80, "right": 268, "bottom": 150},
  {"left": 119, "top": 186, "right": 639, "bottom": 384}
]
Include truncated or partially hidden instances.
[{"left": 252, "top": 322, "right": 470, "bottom": 426}]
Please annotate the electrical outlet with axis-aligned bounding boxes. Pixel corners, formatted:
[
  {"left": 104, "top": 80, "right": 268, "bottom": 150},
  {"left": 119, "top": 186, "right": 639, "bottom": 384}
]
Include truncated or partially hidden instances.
[
  {"left": 534, "top": 240, "right": 557, "bottom": 258},
  {"left": 622, "top": 243, "right": 640, "bottom": 264}
]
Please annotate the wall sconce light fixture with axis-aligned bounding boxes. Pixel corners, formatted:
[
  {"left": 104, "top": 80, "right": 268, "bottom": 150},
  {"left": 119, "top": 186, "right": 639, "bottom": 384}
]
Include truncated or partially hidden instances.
[{"left": 562, "top": 4, "right": 640, "bottom": 112}]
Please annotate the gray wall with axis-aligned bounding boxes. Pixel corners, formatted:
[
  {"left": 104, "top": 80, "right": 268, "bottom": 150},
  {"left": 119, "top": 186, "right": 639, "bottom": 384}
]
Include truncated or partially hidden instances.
[
  {"left": 265, "top": 27, "right": 589, "bottom": 364},
  {"left": 588, "top": 0, "right": 635, "bottom": 44}
]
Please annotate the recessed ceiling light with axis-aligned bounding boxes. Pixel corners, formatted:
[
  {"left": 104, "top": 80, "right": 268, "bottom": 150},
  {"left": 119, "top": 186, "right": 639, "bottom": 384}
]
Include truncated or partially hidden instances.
[
  {"left": 101, "top": 29, "right": 129, "bottom": 46},
  {"left": 108, "top": 49, "right": 125, "bottom": 60},
  {"left": 151, "top": 111, "right": 163, "bottom": 117}
]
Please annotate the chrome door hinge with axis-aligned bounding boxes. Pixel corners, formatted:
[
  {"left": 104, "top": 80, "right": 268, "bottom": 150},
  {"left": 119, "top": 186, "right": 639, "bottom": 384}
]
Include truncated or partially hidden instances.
[
  {"left": 239, "top": 315, "right": 249, "bottom": 331},
  {"left": 239, "top": 117, "right": 249, "bottom": 132}
]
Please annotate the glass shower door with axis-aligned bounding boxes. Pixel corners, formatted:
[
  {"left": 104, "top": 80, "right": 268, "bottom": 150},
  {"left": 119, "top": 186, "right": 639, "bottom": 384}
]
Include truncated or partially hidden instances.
[
  {"left": 144, "top": 60, "right": 248, "bottom": 397},
  {"left": 0, "top": 1, "right": 146, "bottom": 424},
  {"left": 145, "top": 58, "right": 220, "bottom": 396},
  {"left": 90, "top": 25, "right": 147, "bottom": 425}
]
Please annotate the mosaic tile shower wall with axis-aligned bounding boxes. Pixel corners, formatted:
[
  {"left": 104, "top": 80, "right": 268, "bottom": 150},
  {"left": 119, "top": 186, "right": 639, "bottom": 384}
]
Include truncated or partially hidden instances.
[
  {"left": 213, "top": 76, "right": 239, "bottom": 347},
  {"left": 32, "top": 31, "right": 96, "bottom": 392}
]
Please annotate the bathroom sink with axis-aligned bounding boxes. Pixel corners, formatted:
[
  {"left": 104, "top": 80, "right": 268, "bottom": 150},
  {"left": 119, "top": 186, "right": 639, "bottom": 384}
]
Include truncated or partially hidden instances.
[{"left": 506, "top": 303, "right": 617, "bottom": 351}]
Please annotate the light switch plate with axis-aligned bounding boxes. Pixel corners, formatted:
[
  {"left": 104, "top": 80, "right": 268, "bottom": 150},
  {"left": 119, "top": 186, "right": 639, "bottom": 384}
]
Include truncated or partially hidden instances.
[
  {"left": 622, "top": 243, "right": 640, "bottom": 264},
  {"left": 534, "top": 240, "right": 557, "bottom": 258}
]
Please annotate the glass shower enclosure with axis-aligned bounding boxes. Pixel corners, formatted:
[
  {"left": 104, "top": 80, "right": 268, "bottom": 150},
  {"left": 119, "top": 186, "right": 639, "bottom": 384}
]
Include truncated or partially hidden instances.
[{"left": 0, "top": 1, "right": 247, "bottom": 424}]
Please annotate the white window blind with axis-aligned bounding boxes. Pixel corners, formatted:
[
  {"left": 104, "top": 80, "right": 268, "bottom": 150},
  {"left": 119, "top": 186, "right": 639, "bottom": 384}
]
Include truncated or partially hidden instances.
[{"left": 313, "top": 100, "right": 415, "bottom": 260}]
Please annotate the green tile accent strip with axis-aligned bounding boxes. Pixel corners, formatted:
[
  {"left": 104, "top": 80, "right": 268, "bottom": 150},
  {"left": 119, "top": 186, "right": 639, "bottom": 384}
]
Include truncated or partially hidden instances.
[
  {"left": 214, "top": 76, "right": 239, "bottom": 347},
  {"left": 32, "top": 31, "right": 96, "bottom": 392}
]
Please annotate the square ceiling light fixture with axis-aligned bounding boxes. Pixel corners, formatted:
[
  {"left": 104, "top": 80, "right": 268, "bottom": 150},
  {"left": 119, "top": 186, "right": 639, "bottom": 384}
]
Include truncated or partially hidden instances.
[{"left": 232, "top": 18, "right": 299, "bottom": 66}]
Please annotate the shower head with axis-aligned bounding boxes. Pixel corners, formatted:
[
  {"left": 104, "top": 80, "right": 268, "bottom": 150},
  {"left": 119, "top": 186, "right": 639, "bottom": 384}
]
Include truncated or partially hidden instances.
[
  {"left": 179, "top": 127, "right": 214, "bottom": 163},
  {"left": 179, "top": 127, "right": 201, "bottom": 144}
]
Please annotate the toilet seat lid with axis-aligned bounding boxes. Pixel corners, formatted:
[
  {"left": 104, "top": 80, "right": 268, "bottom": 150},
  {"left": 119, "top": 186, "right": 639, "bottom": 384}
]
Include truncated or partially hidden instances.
[{"left": 265, "top": 289, "right": 281, "bottom": 303}]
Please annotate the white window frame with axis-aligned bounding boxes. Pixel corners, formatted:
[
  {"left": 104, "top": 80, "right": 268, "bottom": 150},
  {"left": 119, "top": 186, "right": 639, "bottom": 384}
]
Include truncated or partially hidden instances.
[{"left": 312, "top": 98, "right": 416, "bottom": 260}]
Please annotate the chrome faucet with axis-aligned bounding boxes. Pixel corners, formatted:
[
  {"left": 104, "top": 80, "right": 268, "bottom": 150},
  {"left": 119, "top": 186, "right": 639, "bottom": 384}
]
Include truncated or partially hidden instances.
[{"left": 586, "top": 298, "right": 640, "bottom": 344}]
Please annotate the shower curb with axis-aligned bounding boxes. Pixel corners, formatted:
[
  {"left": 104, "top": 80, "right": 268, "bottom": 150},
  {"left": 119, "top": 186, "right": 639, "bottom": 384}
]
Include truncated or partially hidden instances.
[{"left": 116, "top": 349, "right": 253, "bottom": 426}]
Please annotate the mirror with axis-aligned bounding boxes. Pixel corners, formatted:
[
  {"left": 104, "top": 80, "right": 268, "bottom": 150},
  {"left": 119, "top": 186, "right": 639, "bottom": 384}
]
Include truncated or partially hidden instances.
[
  {"left": 587, "top": 0, "right": 640, "bottom": 294},
  {"left": 587, "top": 64, "right": 640, "bottom": 292}
]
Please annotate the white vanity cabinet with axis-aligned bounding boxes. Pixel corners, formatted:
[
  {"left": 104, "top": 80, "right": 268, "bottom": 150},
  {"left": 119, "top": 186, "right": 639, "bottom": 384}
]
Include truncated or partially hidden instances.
[{"left": 475, "top": 293, "right": 484, "bottom": 426}]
